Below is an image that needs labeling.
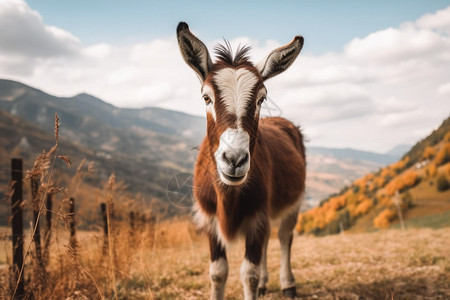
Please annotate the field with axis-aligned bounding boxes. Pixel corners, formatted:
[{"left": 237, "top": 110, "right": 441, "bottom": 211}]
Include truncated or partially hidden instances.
[{"left": 1, "top": 220, "right": 449, "bottom": 299}]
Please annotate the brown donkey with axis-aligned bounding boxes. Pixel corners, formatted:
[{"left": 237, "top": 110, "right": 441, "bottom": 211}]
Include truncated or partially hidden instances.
[{"left": 177, "top": 22, "right": 306, "bottom": 299}]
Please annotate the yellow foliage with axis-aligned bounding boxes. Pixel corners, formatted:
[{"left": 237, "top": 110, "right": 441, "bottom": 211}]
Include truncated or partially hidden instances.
[
  {"left": 385, "top": 176, "right": 403, "bottom": 196},
  {"left": 373, "top": 208, "right": 396, "bottom": 229},
  {"left": 372, "top": 176, "right": 385, "bottom": 190},
  {"left": 347, "top": 203, "right": 357, "bottom": 217},
  {"left": 325, "top": 209, "right": 337, "bottom": 224},
  {"left": 379, "top": 195, "right": 391, "bottom": 206},
  {"left": 295, "top": 214, "right": 304, "bottom": 233},
  {"left": 444, "top": 131, "right": 450, "bottom": 142},
  {"left": 390, "top": 156, "right": 410, "bottom": 171},
  {"left": 422, "top": 146, "right": 436, "bottom": 160},
  {"left": 357, "top": 194, "right": 369, "bottom": 203},
  {"left": 427, "top": 162, "right": 437, "bottom": 178},
  {"left": 329, "top": 195, "right": 346, "bottom": 211},
  {"left": 354, "top": 173, "right": 375, "bottom": 189},
  {"left": 435, "top": 143, "right": 450, "bottom": 166},
  {"left": 380, "top": 167, "right": 391, "bottom": 178},
  {"left": 344, "top": 189, "right": 354, "bottom": 198},
  {"left": 402, "top": 170, "right": 418, "bottom": 187},
  {"left": 384, "top": 169, "right": 419, "bottom": 196},
  {"left": 355, "top": 199, "right": 373, "bottom": 216}
]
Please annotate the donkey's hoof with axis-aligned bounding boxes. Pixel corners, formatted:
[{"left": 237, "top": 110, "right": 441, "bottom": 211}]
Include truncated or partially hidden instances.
[
  {"left": 282, "top": 287, "right": 297, "bottom": 298},
  {"left": 258, "top": 287, "right": 266, "bottom": 296}
]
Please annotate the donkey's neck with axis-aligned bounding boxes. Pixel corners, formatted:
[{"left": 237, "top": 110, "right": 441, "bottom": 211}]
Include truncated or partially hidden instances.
[{"left": 214, "top": 176, "right": 267, "bottom": 242}]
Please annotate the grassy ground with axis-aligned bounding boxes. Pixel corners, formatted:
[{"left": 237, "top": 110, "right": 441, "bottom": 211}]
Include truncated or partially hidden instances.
[
  {"left": 1, "top": 222, "right": 449, "bottom": 299},
  {"left": 141, "top": 227, "right": 450, "bottom": 300}
]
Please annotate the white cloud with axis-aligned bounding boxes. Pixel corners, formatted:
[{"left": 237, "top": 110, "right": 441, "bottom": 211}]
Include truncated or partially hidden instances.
[
  {"left": 416, "top": 6, "right": 450, "bottom": 34},
  {"left": 0, "top": 0, "right": 449, "bottom": 153},
  {"left": 0, "top": 0, "right": 79, "bottom": 59},
  {"left": 344, "top": 24, "right": 449, "bottom": 64},
  {"left": 438, "top": 82, "right": 450, "bottom": 95},
  {"left": 82, "top": 43, "right": 112, "bottom": 59}
]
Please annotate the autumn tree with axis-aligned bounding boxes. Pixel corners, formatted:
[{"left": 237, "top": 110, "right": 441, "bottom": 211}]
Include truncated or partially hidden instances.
[
  {"left": 373, "top": 208, "right": 396, "bottom": 228},
  {"left": 422, "top": 146, "right": 436, "bottom": 160},
  {"left": 435, "top": 143, "right": 450, "bottom": 166}
]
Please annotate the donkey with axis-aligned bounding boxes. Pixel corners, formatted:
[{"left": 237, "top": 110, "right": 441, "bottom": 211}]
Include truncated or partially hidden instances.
[{"left": 177, "top": 22, "right": 306, "bottom": 299}]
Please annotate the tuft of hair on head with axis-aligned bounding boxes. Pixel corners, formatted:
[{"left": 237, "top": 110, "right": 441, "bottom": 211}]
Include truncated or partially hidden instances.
[{"left": 214, "top": 41, "right": 252, "bottom": 67}]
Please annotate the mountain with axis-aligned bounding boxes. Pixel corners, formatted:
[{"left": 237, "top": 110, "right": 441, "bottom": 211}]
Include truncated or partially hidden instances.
[
  {"left": 296, "top": 116, "right": 450, "bottom": 235},
  {"left": 385, "top": 144, "right": 412, "bottom": 157},
  {"left": 0, "top": 79, "right": 207, "bottom": 224},
  {"left": 308, "top": 146, "right": 398, "bottom": 165},
  {"left": 0, "top": 78, "right": 407, "bottom": 224}
]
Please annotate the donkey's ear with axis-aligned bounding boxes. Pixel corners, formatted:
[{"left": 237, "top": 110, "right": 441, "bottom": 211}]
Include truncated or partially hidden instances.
[
  {"left": 177, "top": 22, "right": 213, "bottom": 82},
  {"left": 256, "top": 36, "right": 304, "bottom": 81}
]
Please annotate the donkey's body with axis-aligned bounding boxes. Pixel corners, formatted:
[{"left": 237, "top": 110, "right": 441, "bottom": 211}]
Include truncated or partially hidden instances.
[
  {"left": 177, "top": 22, "right": 306, "bottom": 299},
  {"left": 194, "top": 116, "right": 305, "bottom": 243}
]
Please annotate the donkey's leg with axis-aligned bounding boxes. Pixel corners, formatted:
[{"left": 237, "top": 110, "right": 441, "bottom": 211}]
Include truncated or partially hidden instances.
[
  {"left": 257, "top": 228, "right": 270, "bottom": 296},
  {"left": 208, "top": 233, "right": 228, "bottom": 300},
  {"left": 278, "top": 211, "right": 298, "bottom": 298},
  {"left": 241, "top": 216, "right": 269, "bottom": 300}
]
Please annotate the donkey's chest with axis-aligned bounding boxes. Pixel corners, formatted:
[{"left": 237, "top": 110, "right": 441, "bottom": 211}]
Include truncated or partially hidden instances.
[{"left": 194, "top": 201, "right": 266, "bottom": 246}]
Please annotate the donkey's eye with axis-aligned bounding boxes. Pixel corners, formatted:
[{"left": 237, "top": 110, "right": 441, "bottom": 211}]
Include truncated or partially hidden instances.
[
  {"left": 257, "top": 97, "right": 266, "bottom": 106},
  {"left": 203, "top": 95, "right": 212, "bottom": 104}
]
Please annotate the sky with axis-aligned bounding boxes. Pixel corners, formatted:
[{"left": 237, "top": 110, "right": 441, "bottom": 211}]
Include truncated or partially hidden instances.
[{"left": 0, "top": 0, "right": 450, "bottom": 153}]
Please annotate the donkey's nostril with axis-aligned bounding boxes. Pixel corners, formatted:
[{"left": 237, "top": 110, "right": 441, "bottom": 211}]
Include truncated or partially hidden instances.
[
  {"left": 222, "top": 152, "right": 231, "bottom": 164},
  {"left": 222, "top": 151, "right": 249, "bottom": 169},
  {"left": 236, "top": 153, "right": 249, "bottom": 168}
]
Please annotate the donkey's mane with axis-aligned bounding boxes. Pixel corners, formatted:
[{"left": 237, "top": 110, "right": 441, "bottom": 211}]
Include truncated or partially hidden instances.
[{"left": 214, "top": 41, "right": 252, "bottom": 67}]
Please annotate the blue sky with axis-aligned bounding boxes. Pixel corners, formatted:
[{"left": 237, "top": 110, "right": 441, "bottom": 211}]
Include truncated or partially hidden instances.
[
  {"left": 1, "top": 0, "right": 450, "bottom": 152},
  {"left": 26, "top": 0, "right": 450, "bottom": 53}
]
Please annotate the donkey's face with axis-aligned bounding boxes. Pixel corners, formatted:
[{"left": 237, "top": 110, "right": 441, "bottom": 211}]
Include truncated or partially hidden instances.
[{"left": 177, "top": 22, "right": 303, "bottom": 186}]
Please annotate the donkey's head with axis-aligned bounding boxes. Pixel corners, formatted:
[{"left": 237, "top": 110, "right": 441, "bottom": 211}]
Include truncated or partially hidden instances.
[{"left": 177, "top": 22, "right": 303, "bottom": 186}]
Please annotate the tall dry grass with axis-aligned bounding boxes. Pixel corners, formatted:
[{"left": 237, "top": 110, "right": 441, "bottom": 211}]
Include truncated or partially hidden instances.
[{"left": 1, "top": 113, "right": 194, "bottom": 299}]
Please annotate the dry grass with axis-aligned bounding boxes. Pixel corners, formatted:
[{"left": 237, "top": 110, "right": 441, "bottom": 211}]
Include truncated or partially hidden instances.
[
  {"left": 1, "top": 216, "right": 449, "bottom": 299},
  {"left": 135, "top": 226, "right": 450, "bottom": 300}
]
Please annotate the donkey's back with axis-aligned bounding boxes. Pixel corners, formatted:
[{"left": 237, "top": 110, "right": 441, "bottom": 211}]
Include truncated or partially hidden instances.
[{"left": 255, "top": 117, "right": 306, "bottom": 219}]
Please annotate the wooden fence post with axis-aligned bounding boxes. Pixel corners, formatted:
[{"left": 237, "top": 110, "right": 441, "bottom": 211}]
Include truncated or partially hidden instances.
[
  {"left": 129, "top": 211, "right": 135, "bottom": 230},
  {"left": 100, "top": 203, "right": 108, "bottom": 251},
  {"left": 11, "top": 158, "right": 25, "bottom": 298},
  {"left": 69, "top": 197, "right": 76, "bottom": 250}
]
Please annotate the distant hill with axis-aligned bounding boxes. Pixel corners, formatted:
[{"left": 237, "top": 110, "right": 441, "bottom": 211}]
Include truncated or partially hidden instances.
[
  {"left": 304, "top": 147, "right": 395, "bottom": 210},
  {"left": 0, "top": 79, "right": 207, "bottom": 224},
  {"left": 0, "top": 78, "right": 407, "bottom": 224},
  {"left": 296, "top": 116, "right": 450, "bottom": 235},
  {"left": 385, "top": 144, "right": 412, "bottom": 157},
  {"left": 308, "top": 146, "right": 398, "bottom": 165}
]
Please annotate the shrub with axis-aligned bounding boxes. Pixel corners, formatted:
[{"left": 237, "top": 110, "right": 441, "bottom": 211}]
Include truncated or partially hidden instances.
[
  {"left": 374, "top": 208, "right": 396, "bottom": 229},
  {"left": 435, "top": 143, "right": 450, "bottom": 166},
  {"left": 436, "top": 174, "right": 450, "bottom": 192},
  {"left": 426, "top": 163, "right": 437, "bottom": 178},
  {"left": 355, "top": 199, "right": 373, "bottom": 216},
  {"left": 402, "top": 170, "right": 419, "bottom": 187},
  {"left": 445, "top": 131, "right": 450, "bottom": 142},
  {"left": 422, "top": 146, "right": 436, "bottom": 160}
]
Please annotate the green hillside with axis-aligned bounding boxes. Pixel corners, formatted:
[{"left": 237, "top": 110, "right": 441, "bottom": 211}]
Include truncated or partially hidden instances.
[{"left": 296, "top": 116, "right": 450, "bottom": 235}]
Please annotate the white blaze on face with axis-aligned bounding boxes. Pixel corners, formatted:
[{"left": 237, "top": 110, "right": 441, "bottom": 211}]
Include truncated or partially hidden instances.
[
  {"left": 211, "top": 67, "right": 259, "bottom": 185},
  {"left": 215, "top": 128, "right": 250, "bottom": 185},
  {"left": 214, "top": 68, "right": 259, "bottom": 127}
]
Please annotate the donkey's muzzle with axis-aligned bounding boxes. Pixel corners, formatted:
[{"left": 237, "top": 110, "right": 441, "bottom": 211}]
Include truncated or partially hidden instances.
[{"left": 215, "top": 128, "right": 251, "bottom": 186}]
